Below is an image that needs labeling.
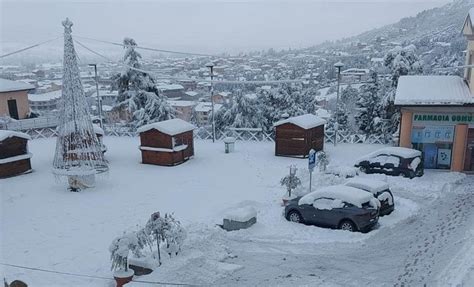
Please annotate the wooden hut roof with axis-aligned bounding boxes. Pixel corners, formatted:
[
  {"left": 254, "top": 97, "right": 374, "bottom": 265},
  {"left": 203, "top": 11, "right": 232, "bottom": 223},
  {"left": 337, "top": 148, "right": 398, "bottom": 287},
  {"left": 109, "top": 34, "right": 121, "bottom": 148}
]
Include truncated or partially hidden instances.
[
  {"left": 137, "top": 118, "right": 195, "bottom": 136},
  {"left": 0, "top": 130, "right": 31, "bottom": 141},
  {"left": 274, "top": 114, "right": 326, "bottom": 129}
]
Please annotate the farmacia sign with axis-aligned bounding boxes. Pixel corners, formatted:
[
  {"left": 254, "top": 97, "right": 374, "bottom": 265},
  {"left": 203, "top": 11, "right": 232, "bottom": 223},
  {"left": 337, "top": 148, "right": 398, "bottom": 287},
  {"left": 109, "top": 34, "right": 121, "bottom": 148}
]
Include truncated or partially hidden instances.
[{"left": 413, "top": 113, "right": 474, "bottom": 124}]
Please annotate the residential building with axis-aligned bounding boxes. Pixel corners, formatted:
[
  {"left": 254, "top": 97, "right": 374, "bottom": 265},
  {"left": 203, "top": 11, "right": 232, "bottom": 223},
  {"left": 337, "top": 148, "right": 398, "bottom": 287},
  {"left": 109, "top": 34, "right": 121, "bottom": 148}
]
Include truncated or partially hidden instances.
[{"left": 0, "top": 78, "right": 34, "bottom": 119}]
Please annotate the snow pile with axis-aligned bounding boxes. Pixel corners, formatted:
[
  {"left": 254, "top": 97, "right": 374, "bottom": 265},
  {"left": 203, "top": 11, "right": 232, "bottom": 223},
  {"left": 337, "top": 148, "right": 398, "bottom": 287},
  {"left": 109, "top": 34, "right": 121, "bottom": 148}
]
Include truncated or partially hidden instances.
[
  {"left": 313, "top": 198, "right": 345, "bottom": 210},
  {"left": 137, "top": 118, "right": 195, "bottom": 136},
  {"left": 274, "top": 114, "right": 326, "bottom": 129},
  {"left": 299, "top": 185, "right": 375, "bottom": 208},
  {"left": 345, "top": 177, "right": 389, "bottom": 194},
  {"left": 92, "top": 124, "right": 104, "bottom": 136},
  {"left": 0, "top": 130, "right": 31, "bottom": 141},
  {"left": 409, "top": 157, "right": 421, "bottom": 171},
  {"left": 224, "top": 206, "right": 257, "bottom": 222},
  {"left": 378, "top": 191, "right": 393, "bottom": 205}
]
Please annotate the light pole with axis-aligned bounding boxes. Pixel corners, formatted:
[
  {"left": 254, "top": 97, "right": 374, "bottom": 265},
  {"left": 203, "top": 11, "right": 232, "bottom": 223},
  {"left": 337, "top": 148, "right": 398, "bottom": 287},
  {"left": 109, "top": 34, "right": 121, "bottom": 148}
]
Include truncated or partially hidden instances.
[
  {"left": 333, "top": 61, "right": 344, "bottom": 146},
  {"left": 206, "top": 62, "right": 215, "bottom": 143},
  {"left": 88, "top": 64, "right": 103, "bottom": 128}
]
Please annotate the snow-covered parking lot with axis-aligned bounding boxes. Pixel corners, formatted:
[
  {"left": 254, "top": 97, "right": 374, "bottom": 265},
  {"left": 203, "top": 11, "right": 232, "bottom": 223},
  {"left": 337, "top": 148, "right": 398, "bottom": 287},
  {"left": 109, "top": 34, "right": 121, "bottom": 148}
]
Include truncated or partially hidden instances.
[{"left": 1, "top": 137, "right": 473, "bottom": 286}]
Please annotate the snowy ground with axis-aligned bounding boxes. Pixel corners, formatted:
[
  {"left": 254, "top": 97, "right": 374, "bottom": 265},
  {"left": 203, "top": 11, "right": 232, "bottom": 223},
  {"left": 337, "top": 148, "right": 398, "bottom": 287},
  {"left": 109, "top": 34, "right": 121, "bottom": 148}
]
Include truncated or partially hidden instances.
[{"left": 1, "top": 137, "right": 473, "bottom": 286}]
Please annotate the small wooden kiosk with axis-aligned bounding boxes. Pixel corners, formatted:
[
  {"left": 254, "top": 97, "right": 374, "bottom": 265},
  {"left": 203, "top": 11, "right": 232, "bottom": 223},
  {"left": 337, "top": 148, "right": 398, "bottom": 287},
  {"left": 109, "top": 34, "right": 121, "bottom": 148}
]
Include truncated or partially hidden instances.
[
  {"left": 0, "top": 130, "right": 32, "bottom": 178},
  {"left": 138, "top": 119, "right": 195, "bottom": 166},
  {"left": 274, "top": 114, "right": 326, "bottom": 157}
]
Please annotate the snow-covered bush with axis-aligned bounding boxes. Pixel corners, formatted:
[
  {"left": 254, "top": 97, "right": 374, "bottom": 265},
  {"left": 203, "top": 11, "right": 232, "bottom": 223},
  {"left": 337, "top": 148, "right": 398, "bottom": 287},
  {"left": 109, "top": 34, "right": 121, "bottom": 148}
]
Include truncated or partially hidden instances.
[
  {"left": 144, "top": 212, "right": 186, "bottom": 264},
  {"left": 280, "top": 165, "right": 301, "bottom": 198},
  {"left": 109, "top": 232, "right": 139, "bottom": 272},
  {"left": 316, "top": 151, "right": 329, "bottom": 172}
]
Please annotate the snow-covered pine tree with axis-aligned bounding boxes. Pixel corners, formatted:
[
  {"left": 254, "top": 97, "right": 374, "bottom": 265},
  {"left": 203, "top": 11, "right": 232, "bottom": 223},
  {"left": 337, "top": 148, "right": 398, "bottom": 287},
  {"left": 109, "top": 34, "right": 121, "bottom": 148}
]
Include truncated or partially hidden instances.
[
  {"left": 355, "top": 71, "right": 384, "bottom": 135},
  {"left": 53, "top": 18, "right": 108, "bottom": 191},
  {"left": 112, "top": 38, "right": 174, "bottom": 127}
]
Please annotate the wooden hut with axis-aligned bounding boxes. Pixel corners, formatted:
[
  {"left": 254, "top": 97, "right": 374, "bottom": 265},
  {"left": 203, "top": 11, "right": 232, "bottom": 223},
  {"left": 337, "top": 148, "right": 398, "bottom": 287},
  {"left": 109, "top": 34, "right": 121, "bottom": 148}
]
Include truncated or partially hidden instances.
[
  {"left": 0, "top": 130, "right": 32, "bottom": 178},
  {"left": 274, "top": 114, "right": 326, "bottom": 157},
  {"left": 138, "top": 119, "right": 195, "bottom": 166}
]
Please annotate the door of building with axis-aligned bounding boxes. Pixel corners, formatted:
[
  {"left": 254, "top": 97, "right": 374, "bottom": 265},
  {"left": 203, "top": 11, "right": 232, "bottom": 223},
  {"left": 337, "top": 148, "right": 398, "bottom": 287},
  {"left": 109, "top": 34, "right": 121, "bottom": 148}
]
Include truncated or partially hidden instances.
[
  {"left": 464, "top": 129, "right": 474, "bottom": 171},
  {"left": 423, "top": 144, "right": 437, "bottom": 169},
  {"left": 7, "top": 99, "right": 19, "bottom": 120}
]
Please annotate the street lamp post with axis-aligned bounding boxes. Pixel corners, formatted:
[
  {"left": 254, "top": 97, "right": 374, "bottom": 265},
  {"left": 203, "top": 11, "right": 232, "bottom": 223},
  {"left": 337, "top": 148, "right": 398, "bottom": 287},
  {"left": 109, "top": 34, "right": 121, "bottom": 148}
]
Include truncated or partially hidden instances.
[
  {"left": 333, "top": 61, "right": 344, "bottom": 146},
  {"left": 88, "top": 64, "right": 103, "bottom": 128},
  {"left": 206, "top": 62, "right": 216, "bottom": 143}
]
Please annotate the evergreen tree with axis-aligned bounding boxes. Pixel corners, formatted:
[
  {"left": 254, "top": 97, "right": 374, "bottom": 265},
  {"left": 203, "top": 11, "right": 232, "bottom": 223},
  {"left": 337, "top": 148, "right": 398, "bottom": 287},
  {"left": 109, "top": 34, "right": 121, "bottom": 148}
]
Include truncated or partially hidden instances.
[
  {"left": 53, "top": 18, "right": 108, "bottom": 191},
  {"left": 112, "top": 38, "right": 174, "bottom": 127},
  {"left": 355, "top": 72, "right": 384, "bottom": 135}
]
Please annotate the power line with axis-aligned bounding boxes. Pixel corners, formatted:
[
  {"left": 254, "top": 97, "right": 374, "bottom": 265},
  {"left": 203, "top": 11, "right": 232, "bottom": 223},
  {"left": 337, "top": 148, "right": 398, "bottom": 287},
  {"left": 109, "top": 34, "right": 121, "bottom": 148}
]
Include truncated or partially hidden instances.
[
  {"left": 1, "top": 263, "right": 198, "bottom": 286},
  {"left": 75, "top": 35, "right": 215, "bottom": 57},
  {"left": 0, "top": 36, "right": 62, "bottom": 59},
  {"left": 74, "top": 39, "right": 302, "bottom": 85}
]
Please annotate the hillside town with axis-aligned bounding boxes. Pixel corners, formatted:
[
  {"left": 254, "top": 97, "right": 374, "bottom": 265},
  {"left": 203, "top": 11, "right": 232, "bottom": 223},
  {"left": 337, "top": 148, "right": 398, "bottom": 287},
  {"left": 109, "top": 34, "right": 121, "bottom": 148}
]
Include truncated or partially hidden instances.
[{"left": 1, "top": 0, "right": 474, "bottom": 287}]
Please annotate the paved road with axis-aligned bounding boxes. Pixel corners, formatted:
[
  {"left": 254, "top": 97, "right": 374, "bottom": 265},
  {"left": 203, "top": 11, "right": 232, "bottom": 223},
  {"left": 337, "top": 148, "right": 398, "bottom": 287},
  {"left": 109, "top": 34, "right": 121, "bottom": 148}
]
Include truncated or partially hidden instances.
[{"left": 217, "top": 177, "right": 474, "bottom": 286}]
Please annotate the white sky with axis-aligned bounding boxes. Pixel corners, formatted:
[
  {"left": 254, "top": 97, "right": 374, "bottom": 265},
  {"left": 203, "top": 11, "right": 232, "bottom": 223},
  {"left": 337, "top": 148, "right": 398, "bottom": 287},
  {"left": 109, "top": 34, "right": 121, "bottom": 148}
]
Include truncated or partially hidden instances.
[{"left": 1, "top": 0, "right": 451, "bottom": 54}]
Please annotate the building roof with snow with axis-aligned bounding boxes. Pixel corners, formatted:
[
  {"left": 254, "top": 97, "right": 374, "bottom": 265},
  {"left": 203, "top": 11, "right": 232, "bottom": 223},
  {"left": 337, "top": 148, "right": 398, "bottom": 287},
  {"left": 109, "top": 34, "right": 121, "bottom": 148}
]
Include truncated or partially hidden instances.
[
  {"left": 137, "top": 118, "right": 195, "bottom": 136},
  {"left": 463, "top": 8, "right": 474, "bottom": 37},
  {"left": 157, "top": 84, "right": 184, "bottom": 91},
  {"left": 0, "top": 78, "right": 35, "bottom": 93},
  {"left": 394, "top": 76, "right": 473, "bottom": 106},
  {"left": 28, "top": 90, "right": 62, "bottom": 102},
  {"left": 0, "top": 130, "right": 31, "bottom": 141},
  {"left": 274, "top": 114, "right": 326, "bottom": 129},
  {"left": 194, "top": 102, "right": 223, "bottom": 113}
]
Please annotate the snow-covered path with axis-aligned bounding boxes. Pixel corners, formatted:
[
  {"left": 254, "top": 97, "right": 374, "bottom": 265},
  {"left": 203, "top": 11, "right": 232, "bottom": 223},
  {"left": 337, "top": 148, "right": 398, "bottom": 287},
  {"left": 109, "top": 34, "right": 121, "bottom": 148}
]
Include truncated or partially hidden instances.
[{"left": 217, "top": 176, "right": 474, "bottom": 286}]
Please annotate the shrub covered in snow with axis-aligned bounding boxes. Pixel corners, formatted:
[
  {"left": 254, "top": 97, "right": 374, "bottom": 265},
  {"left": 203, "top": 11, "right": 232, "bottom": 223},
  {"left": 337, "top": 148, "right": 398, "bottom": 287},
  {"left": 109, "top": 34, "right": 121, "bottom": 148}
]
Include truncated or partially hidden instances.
[
  {"left": 280, "top": 165, "right": 301, "bottom": 198},
  {"left": 316, "top": 151, "right": 329, "bottom": 172},
  {"left": 109, "top": 232, "right": 139, "bottom": 272}
]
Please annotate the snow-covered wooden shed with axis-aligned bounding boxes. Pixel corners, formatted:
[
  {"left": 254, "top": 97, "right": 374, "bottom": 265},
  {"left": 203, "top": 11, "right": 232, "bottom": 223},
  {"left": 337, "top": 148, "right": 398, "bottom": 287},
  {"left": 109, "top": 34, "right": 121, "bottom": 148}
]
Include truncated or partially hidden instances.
[
  {"left": 0, "top": 130, "right": 32, "bottom": 178},
  {"left": 274, "top": 114, "right": 326, "bottom": 157},
  {"left": 138, "top": 119, "right": 195, "bottom": 166}
]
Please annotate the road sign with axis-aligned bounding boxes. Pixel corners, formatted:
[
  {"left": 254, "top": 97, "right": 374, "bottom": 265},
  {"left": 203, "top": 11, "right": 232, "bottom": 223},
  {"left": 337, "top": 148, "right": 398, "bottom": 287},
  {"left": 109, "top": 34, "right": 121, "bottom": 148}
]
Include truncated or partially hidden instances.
[{"left": 308, "top": 149, "right": 316, "bottom": 171}]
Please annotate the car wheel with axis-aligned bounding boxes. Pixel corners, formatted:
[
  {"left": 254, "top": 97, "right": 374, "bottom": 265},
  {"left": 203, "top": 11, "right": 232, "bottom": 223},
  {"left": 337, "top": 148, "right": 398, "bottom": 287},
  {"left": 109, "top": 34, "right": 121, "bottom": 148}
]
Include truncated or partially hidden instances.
[
  {"left": 339, "top": 220, "right": 357, "bottom": 232},
  {"left": 287, "top": 210, "right": 303, "bottom": 223},
  {"left": 405, "top": 171, "right": 415, "bottom": 179}
]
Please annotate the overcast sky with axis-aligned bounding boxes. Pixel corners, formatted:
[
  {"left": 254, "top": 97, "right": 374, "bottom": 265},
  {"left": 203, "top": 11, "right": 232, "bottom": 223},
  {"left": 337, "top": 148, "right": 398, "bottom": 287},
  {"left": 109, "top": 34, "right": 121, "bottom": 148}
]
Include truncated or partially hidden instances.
[{"left": 1, "top": 0, "right": 451, "bottom": 55}]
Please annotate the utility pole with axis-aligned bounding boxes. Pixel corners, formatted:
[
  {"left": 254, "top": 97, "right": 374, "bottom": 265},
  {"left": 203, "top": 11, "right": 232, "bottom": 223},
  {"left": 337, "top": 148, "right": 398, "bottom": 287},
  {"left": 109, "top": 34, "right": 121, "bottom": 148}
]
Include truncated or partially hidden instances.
[
  {"left": 333, "top": 61, "right": 344, "bottom": 146},
  {"left": 206, "top": 62, "right": 215, "bottom": 142},
  {"left": 89, "top": 63, "right": 103, "bottom": 128}
]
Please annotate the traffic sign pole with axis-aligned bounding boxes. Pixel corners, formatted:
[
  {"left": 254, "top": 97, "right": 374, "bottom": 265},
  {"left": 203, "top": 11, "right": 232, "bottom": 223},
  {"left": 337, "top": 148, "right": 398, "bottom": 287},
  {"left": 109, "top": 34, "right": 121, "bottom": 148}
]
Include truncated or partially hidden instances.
[{"left": 308, "top": 149, "right": 316, "bottom": 193}]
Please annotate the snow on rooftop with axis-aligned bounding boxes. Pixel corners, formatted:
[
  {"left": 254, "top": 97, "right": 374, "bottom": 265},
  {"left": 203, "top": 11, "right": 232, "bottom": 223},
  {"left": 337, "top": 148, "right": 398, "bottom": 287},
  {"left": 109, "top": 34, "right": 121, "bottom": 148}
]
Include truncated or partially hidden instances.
[
  {"left": 274, "top": 114, "right": 326, "bottom": 129},
  {"left": 394, "top": 76, "right": 473, "bottom": 106},
  {"left": 299, "top": 185, "right": 374, "bottom": 208},
  {"left": 157, "top": 84, "right": 184, "bottom": 91},
  {"left": 195, "top": 102, "right": 223, "bottom": 112},
  {"left": 0, "top": 130, "right": 31, "bottom": 141},
  {"left": 168, "top": 100, "right": 196, "bottom": 107},
  {"left": 345, "top": 178, "right": 389, "bottom": 195},
  {"left": 0, "top": 78, "right": 35, "bottom": 93},
  {"left": 28, "top": 90, "right": 62, "bottom": 102},
  {"left": 137, "top": 118, "right": 195, "bottom": 136}
]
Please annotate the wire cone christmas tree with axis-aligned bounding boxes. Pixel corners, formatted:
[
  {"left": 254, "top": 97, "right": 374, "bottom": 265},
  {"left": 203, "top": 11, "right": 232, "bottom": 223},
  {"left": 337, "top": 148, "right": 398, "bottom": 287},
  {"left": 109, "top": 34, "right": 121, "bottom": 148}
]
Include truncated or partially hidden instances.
[{"left": 53, "top": 18, "right": 108, "bottom": 191}]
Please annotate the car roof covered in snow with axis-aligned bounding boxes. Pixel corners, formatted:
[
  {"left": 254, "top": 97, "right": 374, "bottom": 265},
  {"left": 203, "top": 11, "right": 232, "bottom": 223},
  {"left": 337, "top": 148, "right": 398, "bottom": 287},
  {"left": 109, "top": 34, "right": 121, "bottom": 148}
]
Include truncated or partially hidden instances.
[
  {"left": 357, "top": 147, "right": 422, "bottom": 163},
  {"left": 0, "top": 130, "right": 31, "bottom": 141},
  {"left": 274, "top": 114, "right": 326, "bottom": 129},
  {"left": 394, "top": 76, "right": 473, "bottom": 106},
  {"left": 0, "top": 78, "right": 35, "bottom": 93},
  {"left": 345, "top": 178, "right": 389, "bottom": 194},
  {"left": 299, "top": 185, "right": 374, "bottom": 208},
  {"left": 137, "top": 118, "right": 195, "bottom": 136}
]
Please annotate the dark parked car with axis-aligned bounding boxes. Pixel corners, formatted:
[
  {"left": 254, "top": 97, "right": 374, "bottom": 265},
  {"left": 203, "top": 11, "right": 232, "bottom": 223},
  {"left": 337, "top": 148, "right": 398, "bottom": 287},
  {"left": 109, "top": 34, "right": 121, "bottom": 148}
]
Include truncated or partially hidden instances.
[
  {"left": 284, "top": 185, "right": 380, "bottom": 232},
  {"left": 345, "top": 177, "right": 394, "bottom": 216},
  {"left": 354, "top": 147, "right": 423, "bottom": 179}
]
